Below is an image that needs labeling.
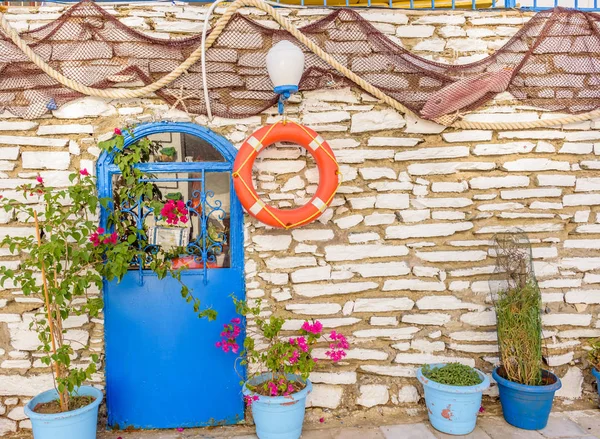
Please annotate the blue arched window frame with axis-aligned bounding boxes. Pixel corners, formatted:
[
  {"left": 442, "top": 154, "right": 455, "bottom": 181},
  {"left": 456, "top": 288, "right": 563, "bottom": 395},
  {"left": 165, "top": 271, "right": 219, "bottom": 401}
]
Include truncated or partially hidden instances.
[{"left": 96, "top": 121, "right": 244, "bottom": 282}]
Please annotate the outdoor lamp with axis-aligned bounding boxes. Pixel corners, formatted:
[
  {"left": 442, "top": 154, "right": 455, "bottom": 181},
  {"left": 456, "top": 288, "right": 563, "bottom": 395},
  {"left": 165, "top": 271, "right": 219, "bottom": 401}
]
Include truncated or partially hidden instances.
[{"left": 266, "top": 40, "right": 305, "bottom": 114}]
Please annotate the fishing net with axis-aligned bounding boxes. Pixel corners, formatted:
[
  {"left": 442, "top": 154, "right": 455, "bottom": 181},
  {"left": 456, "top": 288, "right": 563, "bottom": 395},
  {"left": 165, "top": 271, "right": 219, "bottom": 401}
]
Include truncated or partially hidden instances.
[{"left": 2, "top": 2, "right": 600, "bottom": 120}]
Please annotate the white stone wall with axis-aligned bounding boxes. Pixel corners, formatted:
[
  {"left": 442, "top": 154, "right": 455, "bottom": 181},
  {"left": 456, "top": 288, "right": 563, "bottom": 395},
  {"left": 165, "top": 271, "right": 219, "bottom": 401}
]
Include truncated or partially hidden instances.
[{"left": 0, "top": 2, "right": 598, "bottom": 436}]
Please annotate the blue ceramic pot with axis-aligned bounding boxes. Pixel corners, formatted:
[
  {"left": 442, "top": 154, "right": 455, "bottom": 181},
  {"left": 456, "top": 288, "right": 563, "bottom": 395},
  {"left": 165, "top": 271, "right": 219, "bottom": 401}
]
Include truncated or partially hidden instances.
[
  {"left": 592, "top": 368, "right": 600, "bottom": 406},
  {"left": 243, "top": 374, "right": 312, "bottom": 439},
  {"left": 24, "top": 386, "right": 103, "bottom": 439},
  {"left": 417, "top": 363, "right": 490, "bottom": 435},
  {"left": 493, "top": 367, "right": 561, "bottom": 430}
]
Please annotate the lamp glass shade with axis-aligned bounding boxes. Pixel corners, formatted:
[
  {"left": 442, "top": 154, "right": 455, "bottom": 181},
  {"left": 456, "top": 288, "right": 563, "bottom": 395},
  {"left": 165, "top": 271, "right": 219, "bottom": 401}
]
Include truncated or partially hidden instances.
[{"left": 266, "top": 40, "right": 305, "bottom": 90}]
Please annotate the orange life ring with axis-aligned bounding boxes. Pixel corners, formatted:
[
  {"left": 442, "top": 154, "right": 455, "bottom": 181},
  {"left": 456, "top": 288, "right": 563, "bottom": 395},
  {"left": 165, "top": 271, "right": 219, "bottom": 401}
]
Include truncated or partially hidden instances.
[{"left": 233, "top": 121, "right": 340, "bottom": 229}]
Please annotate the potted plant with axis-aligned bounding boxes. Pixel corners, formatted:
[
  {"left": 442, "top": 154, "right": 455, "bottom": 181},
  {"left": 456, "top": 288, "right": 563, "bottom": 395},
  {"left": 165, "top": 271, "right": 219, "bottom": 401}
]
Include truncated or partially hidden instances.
[
  {"left": 218, "top": 298, "right": 349, "bottom": 439},
  {"left": 0, "top": 171, "right": 107, "bottom": 438},
  {"left": 159, "top": 146, "right": 177, "bottom": 162},
  {"left": 417, "top": 363, "right": 489, "bottom": 435},
  {"left": 588, "top": 339, "right": 600, "bottom": 404},
  {"left": 491, "top": 232, "right": 561, "bottom": 431}
]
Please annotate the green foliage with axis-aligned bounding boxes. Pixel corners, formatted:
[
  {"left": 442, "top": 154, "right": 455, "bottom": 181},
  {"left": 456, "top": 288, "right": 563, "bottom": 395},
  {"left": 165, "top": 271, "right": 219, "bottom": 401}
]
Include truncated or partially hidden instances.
[
  {"left": 160, "top": 147, "right": 176, "bottom": 157},
  {"left": 421, "top": 363, "right": 483, "bottom": 386},
  {"left": 496, "top": 280, "right": 543, "bottom": 386},
  {"left": 588, "top": 339, "right": 600, "bottom": 371},
  {"left": 165, "top": 192, "right": 183, "bottom": 201}
]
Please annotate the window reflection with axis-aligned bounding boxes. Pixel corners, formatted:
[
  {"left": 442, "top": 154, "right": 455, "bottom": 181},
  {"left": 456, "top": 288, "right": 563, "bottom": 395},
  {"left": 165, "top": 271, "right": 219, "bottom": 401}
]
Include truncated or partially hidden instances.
[{"left": 112, "top": 131, "right": 231, "bottom": 270}]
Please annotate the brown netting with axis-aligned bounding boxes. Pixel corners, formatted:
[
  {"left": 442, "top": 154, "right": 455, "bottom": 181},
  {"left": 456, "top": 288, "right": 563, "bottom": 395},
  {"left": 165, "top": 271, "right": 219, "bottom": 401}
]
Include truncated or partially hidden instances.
[{"left": 2, "top": 2, "right": 600, "bottom": 120}]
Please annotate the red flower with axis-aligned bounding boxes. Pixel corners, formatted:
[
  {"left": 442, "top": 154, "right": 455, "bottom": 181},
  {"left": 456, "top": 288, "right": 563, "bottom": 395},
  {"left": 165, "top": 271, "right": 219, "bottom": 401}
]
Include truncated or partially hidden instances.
[
  {"left": 80, "top": 169, "right": 90, "bottom": 176},
  {"left": 176, "top": 427, "right": 184, "bottom": 432},
  {"left": 36, "top": 176, "right": 43, "bottom": 184},
  {"left": 114, "top": 128, "right": 122, "bottom": 135},
  {"left": 319, "top": 417, "right": 325, "bottom": 423}
]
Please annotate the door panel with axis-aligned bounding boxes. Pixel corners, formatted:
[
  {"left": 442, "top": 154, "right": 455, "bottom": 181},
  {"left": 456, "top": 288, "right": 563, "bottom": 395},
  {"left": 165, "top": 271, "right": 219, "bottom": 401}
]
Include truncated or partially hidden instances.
[{"left": 105, "top": 270, "right": 244, "bottom": 429}]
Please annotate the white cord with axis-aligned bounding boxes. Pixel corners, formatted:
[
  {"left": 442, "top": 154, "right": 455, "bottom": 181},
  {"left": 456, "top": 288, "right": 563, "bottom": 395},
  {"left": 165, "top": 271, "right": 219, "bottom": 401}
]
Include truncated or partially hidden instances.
[
  {"left": 201, "top": 0, "right": 306, "bottom": 120},
  {"left": 201, "top": 0, "right": 227, "bottom": 121}
]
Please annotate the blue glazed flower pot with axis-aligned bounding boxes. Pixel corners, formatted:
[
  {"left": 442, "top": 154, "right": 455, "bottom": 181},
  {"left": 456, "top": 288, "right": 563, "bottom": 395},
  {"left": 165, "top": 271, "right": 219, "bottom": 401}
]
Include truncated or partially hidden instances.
[
  {"left": 243, "top": 374, "right": 312, "bottom": 439},
  {"left": 417, "top": 363, "right": 490, "bottom": 435},
  {"left": 24, "top": 386, "right": 103, "bottom": 439},
  {"left": 493, "top": 367, "right": 561, "bottom": 430},
  {"left": 592, "top": 368, "right": 600, "bottom": 406}
]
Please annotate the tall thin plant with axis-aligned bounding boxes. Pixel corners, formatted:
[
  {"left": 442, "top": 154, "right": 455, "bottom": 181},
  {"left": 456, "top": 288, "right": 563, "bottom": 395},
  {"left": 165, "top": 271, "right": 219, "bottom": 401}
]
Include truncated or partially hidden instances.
[{"left": 493, "top": 231, "right": 544, "bottom": 386}]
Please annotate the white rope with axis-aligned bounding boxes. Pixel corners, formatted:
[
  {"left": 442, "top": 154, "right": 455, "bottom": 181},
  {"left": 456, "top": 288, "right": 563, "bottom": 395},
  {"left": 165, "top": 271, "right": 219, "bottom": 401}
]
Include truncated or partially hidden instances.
[{"left": 201, "top": 0, "right": 228, "bottom": 121}]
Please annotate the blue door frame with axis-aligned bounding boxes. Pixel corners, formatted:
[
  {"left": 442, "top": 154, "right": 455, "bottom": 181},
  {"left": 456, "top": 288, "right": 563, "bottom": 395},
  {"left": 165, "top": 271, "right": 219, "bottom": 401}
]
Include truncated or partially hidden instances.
[{"left": 97, "top": 122, "right": 245, "bottom": 430}]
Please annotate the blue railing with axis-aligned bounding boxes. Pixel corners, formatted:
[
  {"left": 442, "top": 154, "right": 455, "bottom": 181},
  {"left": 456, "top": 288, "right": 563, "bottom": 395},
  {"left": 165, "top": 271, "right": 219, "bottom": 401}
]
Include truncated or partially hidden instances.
[
  {"left": 3, "top": 0, "right": 600, "bottom": 13},
  {"left": 521, "top": 0, "right": 599, "bottom": 10}
]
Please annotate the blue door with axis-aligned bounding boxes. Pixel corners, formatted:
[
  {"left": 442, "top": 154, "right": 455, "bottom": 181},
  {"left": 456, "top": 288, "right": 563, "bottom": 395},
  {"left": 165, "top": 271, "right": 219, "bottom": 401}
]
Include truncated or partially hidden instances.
[{"left": 98, "top": 122, "right": 245, "bottom": 429}]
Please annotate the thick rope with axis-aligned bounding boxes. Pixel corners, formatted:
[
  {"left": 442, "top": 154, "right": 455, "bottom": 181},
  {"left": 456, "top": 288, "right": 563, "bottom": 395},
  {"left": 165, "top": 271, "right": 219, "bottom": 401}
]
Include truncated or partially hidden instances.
[{"left": 0, "top": 0, "right": 598, "bottom": 130}]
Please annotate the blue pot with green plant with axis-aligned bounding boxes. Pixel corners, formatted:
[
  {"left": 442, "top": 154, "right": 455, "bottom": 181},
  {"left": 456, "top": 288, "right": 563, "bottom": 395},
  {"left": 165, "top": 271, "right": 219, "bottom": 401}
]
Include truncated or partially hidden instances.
[
  {"left": 493, "top": 232, "right": 561, "bottom": 430},
  {"left": 243, "top": 374, "right": 313, "bottom": 439},
  {"left": 218, "top": 298, "right": 349, "bottom": 439},
  {"left": 493, "top": 367, "right": 561, "bottom": 430},
  {"left": 417, "top": 363, "right": 490, "bottom": 435}
]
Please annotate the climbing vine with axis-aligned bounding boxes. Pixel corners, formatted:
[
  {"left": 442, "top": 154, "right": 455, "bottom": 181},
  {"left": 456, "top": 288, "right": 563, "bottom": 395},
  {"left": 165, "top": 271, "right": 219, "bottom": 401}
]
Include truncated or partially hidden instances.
[{"left": 98, "top": 128, "right": 217, "bottom": 321}]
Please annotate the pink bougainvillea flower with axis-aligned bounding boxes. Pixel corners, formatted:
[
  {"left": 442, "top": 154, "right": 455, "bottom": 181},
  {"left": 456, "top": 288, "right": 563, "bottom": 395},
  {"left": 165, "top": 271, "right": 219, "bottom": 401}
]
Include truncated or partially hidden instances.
[
  {"left": 215, "top": 317, "right": 241, "bottom": 354},
  {"left": 301, "top": 320, "right": 323, "bottom": 334},
  {"left": 289, "top": 336, "right": 308, "bottom": 353},
  {"left": 89, "top": 228, "right": 118, "bottom": 247},
  {"left": 80, "top": 169, "right": 90, "bottom": 176},
  {"left": 319, "top": 417, "right": 325, "bottom": 423},
  {"left": 104, "top": 232, "right": 118, "bottom": 245},
  {"left": 244, "top": 395, "right": 259, "bottom": 406},
  {"left": 160, "top": 199, "right": 188, "bottom": 225},
  {"left": 114, "top": 128, "right": 122, "bottom": 135},
  {"left": 325, "top": 330, "right": 349, "bottom": 362},
  {"left": 89, "top": 232, "right": 100, "bottom": 247},
  {"left": 288, "top": 349, "right": 299, "bottom": 365},
  {"left": 296, "top": 337, "right": 308, "bottom": 353},
  {"left": 479, "top": 406, "right": 485, "bottom": 413},
  {"left": 267, "top": 381, "right": 278, "bottom": 396},
  {"left": 36, "top": 175, "right": 43, "bottom": 184},
  {"left": 176, "top": 427, "right": 184, "bottom": 432}
]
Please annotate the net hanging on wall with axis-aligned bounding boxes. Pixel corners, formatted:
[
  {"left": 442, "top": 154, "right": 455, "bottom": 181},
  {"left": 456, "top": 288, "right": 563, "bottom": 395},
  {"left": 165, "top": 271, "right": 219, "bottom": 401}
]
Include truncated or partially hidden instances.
[{"left": 2, "top": 2, "right": 600, "bottom": 120}]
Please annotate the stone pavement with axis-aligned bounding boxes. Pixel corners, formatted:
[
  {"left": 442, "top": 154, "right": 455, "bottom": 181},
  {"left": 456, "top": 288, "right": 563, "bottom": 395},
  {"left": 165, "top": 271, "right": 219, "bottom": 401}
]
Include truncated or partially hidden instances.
[{"left": 95, "top": 411, "right": 600, "bottom": 439}]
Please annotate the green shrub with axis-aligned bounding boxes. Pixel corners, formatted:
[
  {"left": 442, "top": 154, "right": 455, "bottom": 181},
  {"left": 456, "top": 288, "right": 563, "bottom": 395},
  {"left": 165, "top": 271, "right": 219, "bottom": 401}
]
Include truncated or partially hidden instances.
[{"left": 421, "top": 363, "right": 483, "bottom": 386}]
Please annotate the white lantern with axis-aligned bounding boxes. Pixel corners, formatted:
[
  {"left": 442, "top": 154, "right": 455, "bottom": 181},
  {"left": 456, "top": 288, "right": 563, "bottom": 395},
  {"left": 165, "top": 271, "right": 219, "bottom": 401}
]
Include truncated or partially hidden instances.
[{"left": 266, "top": 40, "right": 305, "bottom": 100}]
